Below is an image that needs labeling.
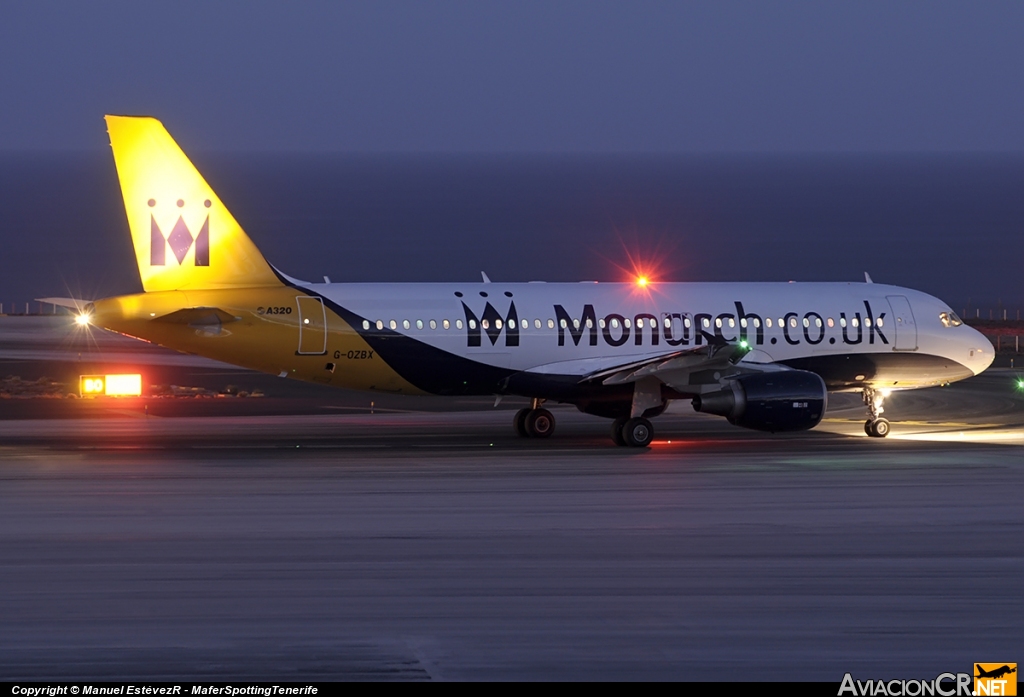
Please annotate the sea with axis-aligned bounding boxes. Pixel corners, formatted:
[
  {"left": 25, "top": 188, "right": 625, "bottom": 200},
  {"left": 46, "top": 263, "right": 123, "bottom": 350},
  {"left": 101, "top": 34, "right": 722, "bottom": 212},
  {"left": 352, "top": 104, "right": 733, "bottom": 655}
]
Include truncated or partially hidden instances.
[{"left": 1, "top": 151, "right": 1023, "bottom": 313}]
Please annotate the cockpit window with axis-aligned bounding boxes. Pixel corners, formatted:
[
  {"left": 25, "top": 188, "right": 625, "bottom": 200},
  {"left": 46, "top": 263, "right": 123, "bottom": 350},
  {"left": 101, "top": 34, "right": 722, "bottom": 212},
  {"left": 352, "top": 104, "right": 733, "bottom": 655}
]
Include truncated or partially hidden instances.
[{"left": 939, "top": 311, "right": 963, "bottom": 328}]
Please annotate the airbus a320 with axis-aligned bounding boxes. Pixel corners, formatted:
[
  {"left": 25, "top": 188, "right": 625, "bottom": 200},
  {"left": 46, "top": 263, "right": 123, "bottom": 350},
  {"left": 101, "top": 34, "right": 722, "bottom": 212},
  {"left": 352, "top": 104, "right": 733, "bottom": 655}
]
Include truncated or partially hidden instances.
[{"left": 51, "top": 116, "right": 994, "bottom": 447}]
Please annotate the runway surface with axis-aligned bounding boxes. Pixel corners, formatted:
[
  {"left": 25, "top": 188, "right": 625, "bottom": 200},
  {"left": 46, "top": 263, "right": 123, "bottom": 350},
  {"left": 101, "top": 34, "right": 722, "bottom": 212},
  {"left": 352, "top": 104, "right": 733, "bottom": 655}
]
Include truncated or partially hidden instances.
[{"left": 0, "top": 371, "right": 1022, "bottom": 680}]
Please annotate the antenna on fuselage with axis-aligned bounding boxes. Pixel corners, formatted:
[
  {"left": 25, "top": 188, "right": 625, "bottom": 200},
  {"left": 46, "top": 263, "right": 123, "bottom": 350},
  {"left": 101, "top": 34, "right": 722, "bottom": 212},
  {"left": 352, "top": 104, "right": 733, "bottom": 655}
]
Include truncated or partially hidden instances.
[{"left": 481, "top": 271, "right": 492, "bottom": 283}]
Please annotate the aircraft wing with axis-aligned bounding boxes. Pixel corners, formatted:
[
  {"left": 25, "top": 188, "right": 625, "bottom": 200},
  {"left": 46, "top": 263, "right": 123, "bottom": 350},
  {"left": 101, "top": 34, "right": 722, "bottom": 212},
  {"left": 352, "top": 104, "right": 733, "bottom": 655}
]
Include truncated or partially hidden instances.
[
  {"left": 524, "top": 340, "right": 785, "bottom": 392},
  {"left": 581, "top": 342, "right": 754, "bottom": 386}
]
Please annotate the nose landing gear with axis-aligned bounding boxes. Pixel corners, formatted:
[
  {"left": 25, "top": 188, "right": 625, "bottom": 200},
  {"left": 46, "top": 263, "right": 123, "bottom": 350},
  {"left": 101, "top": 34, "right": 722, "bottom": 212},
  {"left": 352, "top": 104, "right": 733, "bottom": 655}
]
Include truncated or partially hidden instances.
[
  {"left": 863, "top": 388, "right": 890, "bottom": 438},
  {"left": 514, "top": 399, "right": 556, "bottom": 439}
]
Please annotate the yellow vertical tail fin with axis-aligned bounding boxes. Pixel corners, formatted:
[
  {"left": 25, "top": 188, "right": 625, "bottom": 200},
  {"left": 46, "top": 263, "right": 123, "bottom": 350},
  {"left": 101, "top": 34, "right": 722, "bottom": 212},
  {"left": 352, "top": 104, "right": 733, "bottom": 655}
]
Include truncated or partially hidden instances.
[{"left": 105, "top": 115, "right": 282, "bottom": 292}]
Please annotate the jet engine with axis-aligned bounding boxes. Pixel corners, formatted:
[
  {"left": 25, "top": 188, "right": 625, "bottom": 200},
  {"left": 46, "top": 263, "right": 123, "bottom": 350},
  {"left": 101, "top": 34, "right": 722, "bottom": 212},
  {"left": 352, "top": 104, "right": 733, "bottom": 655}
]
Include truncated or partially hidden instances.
[{"left": 692, "top": 370, "right": 827, "bottom": 432}]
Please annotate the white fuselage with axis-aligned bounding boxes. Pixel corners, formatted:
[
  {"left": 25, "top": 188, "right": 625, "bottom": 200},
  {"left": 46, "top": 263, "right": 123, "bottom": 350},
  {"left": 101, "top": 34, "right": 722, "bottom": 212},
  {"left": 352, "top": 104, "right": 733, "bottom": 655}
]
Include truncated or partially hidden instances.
[{"left": 306, "top": 279, "right": 991, "bottom": 391}]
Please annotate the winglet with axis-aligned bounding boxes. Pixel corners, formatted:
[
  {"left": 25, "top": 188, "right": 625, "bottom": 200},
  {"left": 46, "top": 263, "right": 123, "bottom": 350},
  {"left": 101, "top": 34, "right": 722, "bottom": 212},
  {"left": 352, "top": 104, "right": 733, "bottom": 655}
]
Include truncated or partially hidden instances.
[
  {"left": 864, "top": 272, "right": 874, "bottom": 284},
  {"left": 481, "top": 271, "right": 492, "bottom": 283}
]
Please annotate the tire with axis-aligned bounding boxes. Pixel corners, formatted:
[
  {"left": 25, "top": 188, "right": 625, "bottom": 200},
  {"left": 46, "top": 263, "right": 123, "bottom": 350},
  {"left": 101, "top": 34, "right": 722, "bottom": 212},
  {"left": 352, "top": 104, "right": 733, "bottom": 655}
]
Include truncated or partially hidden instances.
[
  {"left": 623, "top": 417, "right": 653, "bottom": 447},
  {"left": 611, "top": 417, "right": 628, "bottom": 446},
  {"left": 864, "top": 420, "right": 875, "bottom": 437},
  {"left": 525, "top": 408, "right": 555, "bottom": 438},
  {"left": 871, "top": 418, "right": 890, "bottom": 438},
  {"left": 514, "top": 408, "right": 530, "bottom": 437}
]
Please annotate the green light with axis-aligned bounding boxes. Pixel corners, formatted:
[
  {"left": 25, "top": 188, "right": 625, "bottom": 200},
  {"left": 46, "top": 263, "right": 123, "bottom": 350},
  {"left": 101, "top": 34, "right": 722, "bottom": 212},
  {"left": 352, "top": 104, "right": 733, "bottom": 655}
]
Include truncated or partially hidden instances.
[
  {"left": 739, "top": 340, "right": 749, "bottom": 350},
  {"left": 1017, "top": 379, "right": 1024, "bottom": 391}
]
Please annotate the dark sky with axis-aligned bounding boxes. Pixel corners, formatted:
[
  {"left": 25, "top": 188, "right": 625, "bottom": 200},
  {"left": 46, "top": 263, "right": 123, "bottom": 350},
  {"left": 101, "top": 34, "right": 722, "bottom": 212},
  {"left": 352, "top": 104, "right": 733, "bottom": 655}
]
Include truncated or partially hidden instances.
[{"left": 2, "top": 1, "right": 1024, "bottom": 152}]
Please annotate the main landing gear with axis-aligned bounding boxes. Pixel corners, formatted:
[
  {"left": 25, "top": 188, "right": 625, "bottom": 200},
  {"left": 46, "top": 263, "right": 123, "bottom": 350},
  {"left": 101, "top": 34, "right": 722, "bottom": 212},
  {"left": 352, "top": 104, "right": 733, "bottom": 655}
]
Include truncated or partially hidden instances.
[
  {"left": 863, "top": 388, "right": 890, "bottom": 438},
  {"left": 611, "top": 417, "right": 654, "bottom": 448},
  {"left": 514, "top": 399, "right": 556, "bottom": 439},
  {"left": 611, "top": 377, "right": 660, "bottom": 447}
]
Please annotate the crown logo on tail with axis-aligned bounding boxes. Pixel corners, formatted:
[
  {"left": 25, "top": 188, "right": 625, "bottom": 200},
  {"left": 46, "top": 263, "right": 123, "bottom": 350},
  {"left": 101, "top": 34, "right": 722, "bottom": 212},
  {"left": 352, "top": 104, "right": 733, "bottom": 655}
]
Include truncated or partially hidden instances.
[{"left": 150, "top": 214, "right": 209, "bottom": 266}]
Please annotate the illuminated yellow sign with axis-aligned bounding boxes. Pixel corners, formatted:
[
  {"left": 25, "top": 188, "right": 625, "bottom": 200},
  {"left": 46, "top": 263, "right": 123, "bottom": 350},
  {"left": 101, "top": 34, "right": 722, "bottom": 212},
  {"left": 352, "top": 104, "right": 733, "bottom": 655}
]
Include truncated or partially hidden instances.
[{"left": 80, "top": 374, "right": 143, "bottom": 397}]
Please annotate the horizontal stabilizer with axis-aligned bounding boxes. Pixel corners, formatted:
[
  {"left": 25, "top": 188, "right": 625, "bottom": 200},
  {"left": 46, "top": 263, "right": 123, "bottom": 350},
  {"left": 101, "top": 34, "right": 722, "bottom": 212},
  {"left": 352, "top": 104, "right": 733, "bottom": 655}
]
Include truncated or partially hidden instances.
[
  {"left": 152, "top": 307, "right": 240, "bottom": 326},
  {"left": 35, "top": 297, "right": 90, "bottom": 311}
]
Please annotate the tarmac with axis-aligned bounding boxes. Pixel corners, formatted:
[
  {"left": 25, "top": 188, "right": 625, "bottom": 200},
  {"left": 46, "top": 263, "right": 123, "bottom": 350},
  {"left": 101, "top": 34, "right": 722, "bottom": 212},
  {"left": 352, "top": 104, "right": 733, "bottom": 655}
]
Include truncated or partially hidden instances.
[{"left": 0, "top": 317, "right": 1021, "bottom": 680}]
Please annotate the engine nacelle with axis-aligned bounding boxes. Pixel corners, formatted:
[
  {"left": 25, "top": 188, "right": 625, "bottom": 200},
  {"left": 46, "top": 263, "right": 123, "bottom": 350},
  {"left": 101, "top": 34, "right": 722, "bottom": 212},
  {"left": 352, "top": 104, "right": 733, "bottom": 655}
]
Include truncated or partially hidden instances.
[{"left": 691, "top": 370, "right": 827, "bottom": 432}]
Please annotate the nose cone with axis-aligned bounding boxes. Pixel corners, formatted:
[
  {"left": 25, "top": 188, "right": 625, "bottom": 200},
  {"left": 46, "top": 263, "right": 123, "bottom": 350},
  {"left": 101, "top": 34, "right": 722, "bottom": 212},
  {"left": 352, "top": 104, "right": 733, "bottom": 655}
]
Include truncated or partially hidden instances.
[{"left": 965, "top": 325, "right": 995, "bottom": 375}]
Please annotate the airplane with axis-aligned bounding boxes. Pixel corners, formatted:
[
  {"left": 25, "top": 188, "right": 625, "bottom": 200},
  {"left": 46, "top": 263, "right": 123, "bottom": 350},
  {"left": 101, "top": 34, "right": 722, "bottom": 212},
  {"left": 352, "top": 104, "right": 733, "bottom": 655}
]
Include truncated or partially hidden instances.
[
  {"left": 52, "top": 115, "right": 995, "bottom": 446},
  {"left": 976, "top": 665, "right": 1017, "bottom": 680}
]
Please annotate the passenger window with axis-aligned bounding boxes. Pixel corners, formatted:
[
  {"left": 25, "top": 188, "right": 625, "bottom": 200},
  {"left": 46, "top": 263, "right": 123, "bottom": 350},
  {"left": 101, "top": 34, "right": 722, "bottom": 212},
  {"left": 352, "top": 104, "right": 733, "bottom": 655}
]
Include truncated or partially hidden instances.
[
  {"left": 840, "top": 317, "right": 847, "bottom": 327},
  {"left": 376, "top": 320, "right": 384, "bottom": 330},
  {"left": 877, "top": 318, "right": 883, "bottom": 327},
  {"left": 702, "top": 318, "right": 710, "bottom": 329},
  {"left": 789, "top": 318, "right": 797, "bottom": 328},
  {"left": 740, "top": 318, "right": 747, "bottom": 328},
  {"left": 416, "top": 319, "right": 423, "bottom": 329},
  {"left": 714, "top": 318, "right": 722, "bottom": 329},
  {"left": 802, "top": 317, "right": 809, "bottom": 328},
  {"left": 507, "top": 319, "right": 513, "bottom": 329},
  {"left": 535, "top": 319, "right": 542, "bottom": 329},
  {"left": 547, "top": 319, "right": 554, "bottom": 329},
  {"left": 469, "top": 319, "right": 477, "bottom": 329},
  {"left": 573, "top": 319, "right": 580, "bottom": 329},
  {"left": 442, "top": 319, "right": 450, "bottom": 329},
  {"left": 457, "top": 319, "right": 464, "bottom": 329},
  {"left": 852, "top": 318, "right": 859, "bottom": 327},
  {"left": 684, "top": 318, "right": 691, "bottom": 328},
  {"left": 585, "top": 318, "right": 593, "bottom": 329},
  {"left": 362, "top": 320, "right": 370, "bottom": 330},
  {"left": 827, "top": 318, "right": 834, "bottom": 328},
  {"left": 600, "top": 318, "right": 607, "bottom": 329},
  {"left": 637, "top": 318, "right": 644, "bottom": 329},
  {"left": 403, "top": 320, "right": 410, "bottom": 330},
  {"left": 611, "top": 318, "right": 620, "bottom": 328},
  {"left": 728, "top": 318, "right": 735, "bottom": 328},
  {"left": 389, "top": 320, "right": 397, "bottom": 330},
  {"left": 429, "top": 319, "right": 437, "bottom": 329},
  {"left": 482, "top": 319, "right": 489, "bottom": 329},
  {"left": 766, "top": 318, "right": 772, "bottom": 328},
  {"left": 624, "top": 319, "right": 632, "bottom": 329},
  {"left": 865, "top": 318, "right": 872, "bottom": 327}
]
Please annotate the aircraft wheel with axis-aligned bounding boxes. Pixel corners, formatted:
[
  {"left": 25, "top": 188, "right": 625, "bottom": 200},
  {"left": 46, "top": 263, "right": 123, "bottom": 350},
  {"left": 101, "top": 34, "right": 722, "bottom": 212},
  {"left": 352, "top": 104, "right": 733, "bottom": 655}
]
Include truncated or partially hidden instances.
[
  {"left": 611, "top": 417, "right": 628, "bottom": 446},
  {"left": 864, "top": 420, "right": 875, "bottom": 436},
  {"left": 525, "top": 408, "right": 555, "bottom": 438},
  {"left": 623, "top": 417, "right": 653, "bottom": 447},
  {"left": 869, "top": 418, "right": 890, "bottom": 438},
  {"left": 514, "top": 408, "right": 530, "bottom": 437}
]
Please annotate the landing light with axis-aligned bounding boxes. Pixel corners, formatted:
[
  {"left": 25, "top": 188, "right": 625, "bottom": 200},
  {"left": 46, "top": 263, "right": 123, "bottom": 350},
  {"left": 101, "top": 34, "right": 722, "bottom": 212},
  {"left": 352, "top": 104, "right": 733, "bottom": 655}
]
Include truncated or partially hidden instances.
[
  {"left": 75, "top": 313, "right": 91, "bottom": 327},
  {"left": 636, "top": 276, "right": 649, "bottom": 287}
]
